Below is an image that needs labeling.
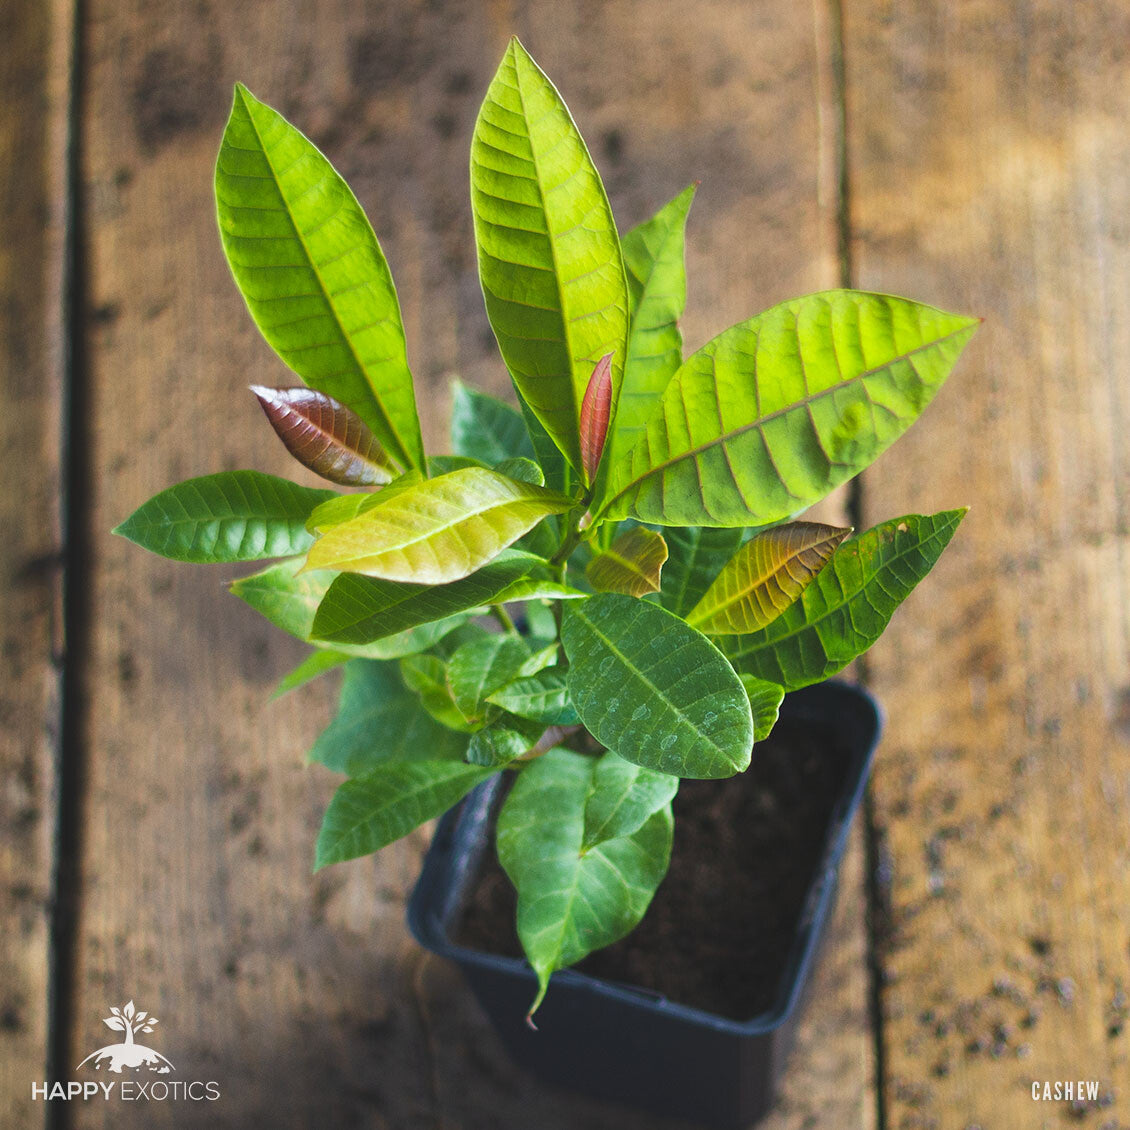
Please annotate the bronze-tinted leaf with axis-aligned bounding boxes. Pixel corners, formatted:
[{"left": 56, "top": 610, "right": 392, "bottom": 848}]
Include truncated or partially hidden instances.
[
  {"left": 687, "top": 521, "right": 850, "bottom": 635},
  {"left": 579, "top": 353, "right": 613, "bottom": 486},
  {"left": 251, "top": 386, "right": 397, "bottom": 486},
  {"left": 586, "top": 526, "right": 669, "bottom": 597}
]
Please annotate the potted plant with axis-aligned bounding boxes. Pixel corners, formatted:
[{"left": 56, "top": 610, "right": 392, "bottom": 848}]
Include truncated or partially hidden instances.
[{"left": 115, "top": 37, "right": 977, "bottom": 1127}]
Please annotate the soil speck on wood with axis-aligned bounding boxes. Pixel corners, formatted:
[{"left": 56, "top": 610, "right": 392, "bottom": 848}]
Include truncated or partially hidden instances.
[{"left": 455, "top": 717, "right": 852, "bottom": 1020}]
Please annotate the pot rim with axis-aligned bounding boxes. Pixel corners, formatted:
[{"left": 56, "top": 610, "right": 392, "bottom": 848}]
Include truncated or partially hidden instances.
[{"left": 408, "top": 678, "right": 883, "bottom": 1036}]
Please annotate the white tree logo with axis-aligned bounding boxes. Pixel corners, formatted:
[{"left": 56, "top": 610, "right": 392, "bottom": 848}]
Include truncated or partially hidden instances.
[{"left": 76, "top": 1001, "right": 174, "bottom": 1074}]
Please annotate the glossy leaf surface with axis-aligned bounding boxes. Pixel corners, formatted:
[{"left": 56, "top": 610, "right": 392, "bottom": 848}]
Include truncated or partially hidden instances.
[
  {"left": 471, "top": 38, "right": 628, "bottom": 475},
  {"left": 115, "top": 471, "right": 333, "bottom": 563},
  {"left": 687, "top": 521, "right": 850, "bottom": 634},
  {"left": 659, "top": 525, "right": 746, "bottom": 617},
  {"left": 447, "top": 634, "right": 531, "bottom": 719},
  {"left": 316, "top": 762, "right": 494, "bottom": 868},
  {"left": 493, "top": 457, "right": 544, "bottom": 486},
  {"left": 450, "top": 381, "right": 534, "bottom": 464},
  {"left": 740, "top": 675, "right": 786, "bottom": 743},
  {"left": 562, "top": 593, "right": 753, "bottom": 778},
  {"left": 250, "top": 386, "right": 396, "bottom": 486},
  {"left": 491, "top": 576, "right": 588, "bottom": 603},
  {"left": 304, "top": 467, "right": 572, "bottom": 583},
  {"left": 599, "top": 292, "right": 979, "bottom": 525},
  {"left": 581, "top": 752, "right": 679, "bottom": 851},
  {"left": 486, "top": 669, "right": 577, "bottom": 724},
  {"left": 585, "top": 526, "right": 668, "bottom": 597},
  {"left": 607, "top": 184, "right": 695, "bottom": 467},
  {"left": 466, "top": 715, "right": 543, "bottom": 767},
  {"left": 308, "top": 660, "right": 467, "bottom": 774},
  {"left": 497, "top": 748, "right": 673, "bottom": 1013},
  {"left": 399, "top": 654, "right": 475, "bottom": 732},
  {"left": 216, "top": 85, "right": 424, "bottom": 469},
  {"left": 724, "top": 510, "right": 967, "bottom": 690},
  {"left": 309, "top": 552, "right": 534, "bottom": 644}
]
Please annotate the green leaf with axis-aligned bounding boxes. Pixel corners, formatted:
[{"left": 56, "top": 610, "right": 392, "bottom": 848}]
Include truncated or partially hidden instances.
[
  {"left": 492, "top": 577, "right": 588, "bottom": 603},
  {"left": 399, "top": 654, "right": 476, "bottom": 732},
  {"left": 427, "top": 454, "right": 487, "bottom": 476},
  {"left": 597, "top": 292, "right": 979, "bottom": 526},
  {"left": 115, "top": 471, "right": 334, "bottom": 563},
  {"left": 466, "top": 715, "right": 544, "bottom": 767},
  {"left": 493, "top": 457, "right": 544, "bottom": 486},
  {"left": 471, "top": 38, "right": 629, "bottom": 477},
  {"left": 581, "top": 751, "right": 679, "bottom": 851},
  {"left": 216, "top": 85, "right": 424, "bottom": 470},
  {"left": 304, "top": 467, "right": 572, "bottom": 583},
  {"left": 305, "top": 471, "right": 423, "bottom": 533},
  {"left": 561, "top": 593, "right": 753, "bottom": 778},
  {"left": 517, "top": 396, "right": 571, "bottom": 495},
  {"left": 308, "top": 660, "right": 467, "bottom": 774},
  {"left": 516, "top": 643, "right": 560, "bottom": 677},
  {"left": 450, "top": 381, "right": 534, "bottom": 463},
  {"left": 316, "top": 761, "right": 494, "bottom": 867},
  {"left": 740, "top": 675, "right": 785, "bottom": 743},
  {"left": 231, "top": 556, "right": 473, "bottom": 657},
  {"left": 606, "top": 185, "right": 696, "bottom": 468},
  {"left": 585, "top": 526, "right": 669, "bottom": 597},
  {"left": 271, "top": 648, "right": 350, "bottom": 699},
  {"left": 497, "top": 748, "right": 673, "bottom": 1015},
  {"left": 447, "top": 633, "right": 531, "bottom": 718},
  {"left": 659, "top": 525, "right": 745, "bottom": 617},
  {"left": 723, "top": 510, "right": 968, "bottom": 690},
  {"left": 309, "top": 551, "right": 535, "bottom": 645},
  {"left": 487, "top": 669, "right": 577, "bottom": 724},
  {"left": 687, "top": 521, "right": 851, "bottom": 634}
]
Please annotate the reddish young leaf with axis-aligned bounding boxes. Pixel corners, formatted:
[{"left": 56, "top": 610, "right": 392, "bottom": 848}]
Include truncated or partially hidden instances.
[
  {"left": 251, "top": 386, "right": 397, "bottom": 487},
  {"left": 579, "top": 353, "right": 614, "bottom": 486}
]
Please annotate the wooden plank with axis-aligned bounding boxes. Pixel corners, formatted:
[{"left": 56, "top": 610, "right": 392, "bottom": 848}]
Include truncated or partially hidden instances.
[
  {"left": 73, "top": 1, "right": 872, "bottom": 1125},
  {"left": 0, "top": 0, "right": 71, "bottom": 1125},
  {"left": 847, "top": 2, "right": 1130, "bottom": 1124}
]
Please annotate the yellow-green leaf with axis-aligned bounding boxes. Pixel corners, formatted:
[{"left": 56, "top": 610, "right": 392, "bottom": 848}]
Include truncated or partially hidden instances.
[
  {"left": 471, "top": 38, "right": 629, "bottom": 477},
  {"left": 216, "top": 85, "right": 424, "bottom": 470},
  {"left": 304, "top": 467, "right": 572, "bottom": 583},
  {"left": 597, "top": 291, "right": 979, "bottom": 526},
  {"left": 585, "top": 526, "right": 668, "bottom": 597},
  {"left": 687, "top": 521, "right": 850, "bottom": 635}
]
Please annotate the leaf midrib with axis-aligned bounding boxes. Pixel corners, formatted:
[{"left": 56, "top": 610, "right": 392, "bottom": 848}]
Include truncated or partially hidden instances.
[
  {"left": 235, "top": 88, "right": 413, "bottom": 471},
  {"left": 687, "top": 530, "right": 840, "bottom": 628},
  {"left": 725, "top": 514, "right": 962, "bottom": 658},
  {"left": 315, "top": 476, "right": 566, "bottom": 568},
  {"left": 322, "top": 766, "right": 488, "bottom": 860},
  {"left": 572, "top": 606, "right": 732, "bottom": 762},
  {"left": 598, "top": 321, "right": 977, "bottom": 517},
  {"left": 504, "top": 56, "right": 581, "bottom": 471}
]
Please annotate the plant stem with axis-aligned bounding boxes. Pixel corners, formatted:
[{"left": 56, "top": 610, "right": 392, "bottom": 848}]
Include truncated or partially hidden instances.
[{"left": 490, "top": 604, "right": 516, "bottom": 633}]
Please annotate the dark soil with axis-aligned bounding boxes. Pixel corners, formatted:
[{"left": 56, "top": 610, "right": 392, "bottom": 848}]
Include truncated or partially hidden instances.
[{"left": 454, "top": 717, "right": 853, "bottom": 1021}]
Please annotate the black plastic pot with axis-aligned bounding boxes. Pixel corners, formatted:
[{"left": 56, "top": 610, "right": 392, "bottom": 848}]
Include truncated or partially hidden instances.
[{"left": 407, "top": 680, "right": 882, "bottom": 1129}]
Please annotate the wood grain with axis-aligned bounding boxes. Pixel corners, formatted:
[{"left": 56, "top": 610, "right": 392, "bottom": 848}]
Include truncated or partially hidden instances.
[
  {"left": 69, "top": 1, "right": 870, "bottom": 1126},
  {"left": 0, "top": 1, "right": 71, "bottom": 1125},
  {"left": 847, "top": 2, "right": 1130, "bottom": 1125}
]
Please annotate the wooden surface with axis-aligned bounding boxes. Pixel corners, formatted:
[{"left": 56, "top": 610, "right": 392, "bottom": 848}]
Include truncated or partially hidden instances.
[
  {"left": 66, "top": 2, "right": 868, "bottom": 1128},
  {"left": 6, "top": 0, "right": 1129, "bottom": 1127},
  {"left": 848, "top": 2, "right": 1130, "bottom": 1127},
  {"left": 0, "top": 0, "right": 70, "bottom": 1123}
]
